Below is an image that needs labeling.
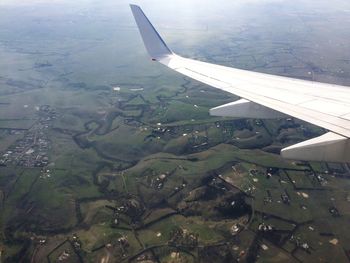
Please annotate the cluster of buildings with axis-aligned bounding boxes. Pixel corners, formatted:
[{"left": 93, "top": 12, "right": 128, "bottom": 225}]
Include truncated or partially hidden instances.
[
  {"left": 258, "top": 223, "right": 274, "bottom": 232},
  {"left": 150, "top": 173, "right": 169, "bottom": 189},
  {"left": 71, "top": 234, "right": 82, "bottom": 251},
  {"left": 290, "top": 235, "right": 310, "bottom": 252},
  {"left": 103, "top": 236, "right": 130, "bottom": 259},
  {"left": 169, "top": 228, "right": 199, "bottom": 248},
  {"left": 148, "top": 171, "right": 187, "bottom": 194},
  {"left": 54, "top": 234, "right": 81, "bottom": 262},
  {"left": 136, "top": 253, "right": 156, "bottom": 262},
  {"left": 117, "top": 236, "right": 129, "bottom": 257},
  {"left": 0, "top": 105, "right": 56, "bottom": 168},
  {"left": 109, "top": 198, "right": 145, "bottom": 228},
  {"left": 57, "top": 250, "right": 71, "bottom": 261},
  {"left": 231, "top": 223, "right": 242, "bottom": 235}
]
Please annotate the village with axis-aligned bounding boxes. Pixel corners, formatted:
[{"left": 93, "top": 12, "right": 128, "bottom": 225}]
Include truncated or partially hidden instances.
[{"left": 0, "top": 105, "right": 56, "bottom": 169}]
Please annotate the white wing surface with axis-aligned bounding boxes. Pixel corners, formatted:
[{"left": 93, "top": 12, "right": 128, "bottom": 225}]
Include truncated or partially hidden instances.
[{"left": 130, "top": 5, "right": 350, "bottom": 163}]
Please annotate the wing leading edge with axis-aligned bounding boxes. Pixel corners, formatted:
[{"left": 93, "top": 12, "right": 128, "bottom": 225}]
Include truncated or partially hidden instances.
[{"left": 130, "top": 4, "right": 350, "bottom": 163}]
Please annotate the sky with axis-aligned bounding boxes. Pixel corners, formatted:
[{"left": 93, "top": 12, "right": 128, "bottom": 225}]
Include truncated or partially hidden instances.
[{"left": 1, "top": 0, "right": 350, "bottom": 86}]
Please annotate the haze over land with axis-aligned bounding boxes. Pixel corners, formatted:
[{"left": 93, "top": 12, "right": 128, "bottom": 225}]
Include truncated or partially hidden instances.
[{"left": 1, "top": 0, "right": 350, "bottom": 262}]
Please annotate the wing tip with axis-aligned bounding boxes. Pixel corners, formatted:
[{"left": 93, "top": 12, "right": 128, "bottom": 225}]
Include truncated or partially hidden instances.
[
  {"left": 129, "top": 3, "right": 173, "bottom": 60},
  {"left": 129, "top": 4, "right": 140, "bottom": 9}
]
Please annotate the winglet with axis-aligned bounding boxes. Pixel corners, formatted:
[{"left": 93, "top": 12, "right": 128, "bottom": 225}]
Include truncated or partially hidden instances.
[{"left": 130, "top": 4, "right": 173, "bottom": 60}]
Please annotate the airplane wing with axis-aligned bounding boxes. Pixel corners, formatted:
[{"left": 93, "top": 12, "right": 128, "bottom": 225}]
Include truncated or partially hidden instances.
[{"left": 130, "top": 4, "right": 350, "bottom": 163}]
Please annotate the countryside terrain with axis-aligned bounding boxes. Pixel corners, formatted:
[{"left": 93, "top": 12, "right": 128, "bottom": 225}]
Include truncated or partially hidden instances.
[{"left": 1, "top": 0, "right": 350, "bottom": 262}]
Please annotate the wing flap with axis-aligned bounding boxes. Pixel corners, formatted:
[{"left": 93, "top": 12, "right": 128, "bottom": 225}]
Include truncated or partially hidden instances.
[
  {"left": 281, "top": 132, "right": 350, "bottom": 162},
  {"left": 210, "top": 99, "right": 287, "bottom": 119}
]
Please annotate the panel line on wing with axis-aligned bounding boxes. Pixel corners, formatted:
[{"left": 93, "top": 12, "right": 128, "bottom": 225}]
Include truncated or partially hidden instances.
[
  {"left": 176, "top": 66, "right": 350, "bottom": 137},
  {"left": 176, "top": 65, "right": 350, "bottom": 136}
]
